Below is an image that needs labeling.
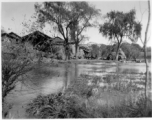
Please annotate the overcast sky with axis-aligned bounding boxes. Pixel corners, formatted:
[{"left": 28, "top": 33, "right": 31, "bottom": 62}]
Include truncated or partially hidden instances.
[{"left": 1, "top": 0, "right": 151, "bottom": 47}]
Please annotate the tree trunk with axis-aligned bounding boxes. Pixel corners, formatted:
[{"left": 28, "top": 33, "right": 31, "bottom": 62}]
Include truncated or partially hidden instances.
[
  {"left": 115, "top": 43, "right": 121, "bottom": 61},
  {"left": 75, "top": 43, "right": 79, "bottom": 60},
  {"left": 64, "top": 41, "right": 70, "bottom": 61},
  {"left": 144, "top": 0, "right": 151, "bottom": 114}
]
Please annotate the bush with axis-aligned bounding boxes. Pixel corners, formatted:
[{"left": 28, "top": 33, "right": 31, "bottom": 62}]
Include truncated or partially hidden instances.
[
  {"left": 2, "top": 39, "right": 35, "bottom": 118},
  {"left": 2, "top": 40, "right": 35, "bottom": 99},
  {"left": 26, "top": 93, "right": 95, "bottom": 118}
]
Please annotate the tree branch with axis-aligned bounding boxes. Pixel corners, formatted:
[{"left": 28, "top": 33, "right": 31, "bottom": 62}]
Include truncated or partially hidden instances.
[{"left": 77, "top": 14, "right": 92, "bottom": 36}]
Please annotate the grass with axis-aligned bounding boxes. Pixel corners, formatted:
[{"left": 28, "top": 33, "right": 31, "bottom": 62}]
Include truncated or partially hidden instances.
[
  {"left": 26, "top": 93, "right": 96, "bottom": 118},
  {"left": 26, "top": 73, "right": 152, "bottom": 118}
]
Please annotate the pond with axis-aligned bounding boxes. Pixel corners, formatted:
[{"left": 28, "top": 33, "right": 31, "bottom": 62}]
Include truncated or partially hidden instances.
[{"left": 6, "top": 61, "right": 151, "bottom": 118}]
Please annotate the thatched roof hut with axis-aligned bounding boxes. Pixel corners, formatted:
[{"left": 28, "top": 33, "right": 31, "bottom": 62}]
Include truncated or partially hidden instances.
[{"left": 107, "top": 48, "right": 126, "bottom": 60}]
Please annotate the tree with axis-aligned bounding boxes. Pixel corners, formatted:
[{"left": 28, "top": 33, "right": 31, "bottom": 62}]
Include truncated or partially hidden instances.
[
  {"left": 99, "top": 44, "right": 113, "bottom": 59},
  {"left": 2, "top": 36, "right": 36, "bottom": 118},
  {"left": 68, "top": 2, "right": 100, "bottom": 59},
  {"left": 99, "top": 9, "right": 142, "bottom": 60},
  {"left": 140, "top": 0, "right": 151, "bottom": 113},
  {"left": 35, "top": 2, "right": 100, "bottom": 60},
  {"left": 90, "top": 44, "right": 100, "bottom": 59},
  {"left": 34, "top": 2, "right": 74, "bottom": 60},
  {"left": 121, "top": 42, "right": 142, "bottom": 60}
]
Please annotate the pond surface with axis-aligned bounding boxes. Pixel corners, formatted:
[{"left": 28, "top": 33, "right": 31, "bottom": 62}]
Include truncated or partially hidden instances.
[{"left": 6, "top": 61, "right": 151, "bottom": 118}]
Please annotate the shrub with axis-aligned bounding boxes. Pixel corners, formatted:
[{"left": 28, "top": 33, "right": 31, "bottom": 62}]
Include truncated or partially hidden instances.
[
  {"left": 26, "top": 93, "right": 95, "bottom": 118},
  {"left": 2, "top": 39, "right": 35, "bottom": 118},
  {"left": 2, "top": 40, "right": 35, "bottom": 99}
]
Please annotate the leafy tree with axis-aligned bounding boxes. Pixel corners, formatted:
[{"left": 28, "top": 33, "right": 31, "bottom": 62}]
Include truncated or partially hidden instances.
[
  {"left": 99, "top": 9, "right": 142, "bottom": 60},
  {"left": 35, "top": 2, "right": 100, "bottom": 60},
  {"left": 90, "top": 44, "right": 100, "bottom": 59},
  {"left": 121, "top": 42, "right": 142, "bottom": 60},
  {"left": 99, "top": 44, "right": 113, "bottom": 59},
  {"left": 34, "top": 2, "right": 74, "bottom": 60},
  {"left": 68, "top": 2, "right": 100, "bottom": 59},
  {"left": 132, "top": 43, "right": 142, "bottom": 51},
  {"left": 99, "top": 44, "right": 107, "bottom": 57}
]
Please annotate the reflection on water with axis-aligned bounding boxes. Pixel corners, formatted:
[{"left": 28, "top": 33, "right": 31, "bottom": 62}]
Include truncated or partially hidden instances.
[{"left": 6, "top": 61, "right": 150, "bottom": 118}]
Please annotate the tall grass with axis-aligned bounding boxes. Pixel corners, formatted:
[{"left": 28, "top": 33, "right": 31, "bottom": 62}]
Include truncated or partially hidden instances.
[
  {"left": 26, "top": 93, "right": 96, "bottom": 118},
  {"left": 26, "top": 74, "right": 152, "bottom": 118}
]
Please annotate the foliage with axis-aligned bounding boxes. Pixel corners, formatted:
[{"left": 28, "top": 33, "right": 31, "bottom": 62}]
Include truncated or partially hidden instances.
[
  {"left": 98, "top": 42, "right": 143, "bottom": 60},
  {"left": 26, "top": 73, "right": 152, "bottom": 118},
  {"left": 66, "top": 74, "right": 95, "bottom": 99},
  {"left": 26, "top": 93, "right": 95, "bottom": 118},
  {"left": 94, "top": 94, "right": 152, "bottom": 118},
  {"left": 2, "top": 41, "right": 35, "bottom": 97},
  {"left": 68, "top": 2, "right": 100, "bottom": 59},
  {"left": 99, "top": 9, "right": 142, "bottom": 60},
  {"left": 35, "top": 2, "right": 100, "bottom": 60},
  {"left": 2, "top": 38, "right": 36, "bottom": 117},
  {"left": 21, "top": 13, "right": 44, "bottom": 36},
  {"left": 121, "top": 42, "right": 142, "bottom": 60},
  {"left": 99, "top": 44, "right": 112, "bottom": 59},
  {"left": 90, "top": 44, "right": 100, "bottom": 59}
]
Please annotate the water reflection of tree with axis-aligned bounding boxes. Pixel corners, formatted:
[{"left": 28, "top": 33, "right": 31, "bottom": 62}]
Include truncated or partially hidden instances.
[
  {"left": 63, "top": 63, "right": 79, "bottom": 92},
  {"left": 74, "top": 63, "right": 78, "bottom": 81},
  {"left": 63, "top": 64, "right": 70, "bottom": 92}
]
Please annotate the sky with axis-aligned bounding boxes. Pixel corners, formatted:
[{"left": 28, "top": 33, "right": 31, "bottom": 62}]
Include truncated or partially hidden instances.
[{"left": 1, "top": 0, "right": 151, "bottom": 47}]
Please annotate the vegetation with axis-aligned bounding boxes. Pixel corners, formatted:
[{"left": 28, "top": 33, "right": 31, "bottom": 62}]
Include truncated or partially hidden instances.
[
  {"left": 2, "top": 37, "right": 37, "bottom": 117},
  {"left": 26, "top": 74, "right": 152, "bottom": 118},
  {"left": 99, "top": 9, "right": 142, "bottom": 60},
  {"left": 35, "top": 2, "right": 100, "bottom": 60},
  {"left": 90, "top": 44, "right": 100, "bottom": 59},
  {"left": 141, "top": 0, "right": 151, "bottom": 113},
  {"left": 2, "top": 1, "right": 151, "bottom": 119},
  {"left": 26, "top": 93, "right": 96, "bottom": 118},
  {"left": 97, "top": 42, "right": 145, "bottom": 60}
]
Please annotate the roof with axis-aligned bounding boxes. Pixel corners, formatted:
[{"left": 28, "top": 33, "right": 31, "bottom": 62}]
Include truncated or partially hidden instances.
[
  {"left": 51, "top": 37, "right": 64, "bottom": 45},
  {"left": 2, "top": 32, "right": 21, "bottom": 41},
  {"left": 108, "top": 48, "right": 126, "bottom": 59},
  {"left": 9, "top": 32, "right": 21, "bottom": 40},
  {"left": 21, "top": 31, "right": 52, "bottom": 46}
]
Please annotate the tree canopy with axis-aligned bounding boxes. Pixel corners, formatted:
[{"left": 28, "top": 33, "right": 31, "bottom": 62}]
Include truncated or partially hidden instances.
[
  {"left": 34, "top": 2, "right": 100, "bottom": 60},
  {"left": 99, "top": 9, "right": 142, "bottom": 60}
]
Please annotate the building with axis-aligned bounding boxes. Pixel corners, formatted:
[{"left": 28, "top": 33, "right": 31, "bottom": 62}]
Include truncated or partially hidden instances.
[
  {"left": 2, "top": 32, "right": 21, "bottom": 43},
  {"left": 107, "top": 48, "right": 126, "bottom": 60}
]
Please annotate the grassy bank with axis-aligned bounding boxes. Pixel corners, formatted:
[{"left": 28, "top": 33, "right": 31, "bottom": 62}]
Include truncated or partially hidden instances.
[{"left": 26, "top": 74, "right": 152, "bottom": 118}]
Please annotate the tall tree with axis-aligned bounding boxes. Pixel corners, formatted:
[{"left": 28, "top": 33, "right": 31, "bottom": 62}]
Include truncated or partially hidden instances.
[
  {"left": 136, "top": 0, "right": 151, "bottom": 113},
  {"left": 68, "top": 2, "right": 100, "bottom": 59},
  {"left": 35, "top": 2, "right": 100, "bottom": 60},
  {"left": 35, "top": 2, "right": 73, "bottom": 60},
  {"left": 140, "top": 0, "right": 151, "bottom": 113},
  {"left": 99, "top": 9, "right": 142, "bottom": 60}
]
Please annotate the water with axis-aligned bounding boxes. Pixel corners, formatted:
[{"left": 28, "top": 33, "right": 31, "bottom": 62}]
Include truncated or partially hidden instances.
[{"left": 6, "top": 61, "right": 150, "bottom": 118}]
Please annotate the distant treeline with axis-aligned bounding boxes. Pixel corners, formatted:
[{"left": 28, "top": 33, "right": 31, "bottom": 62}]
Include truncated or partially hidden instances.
[{"left": 88, "top": 42, "right": 151, "bottom": 60}]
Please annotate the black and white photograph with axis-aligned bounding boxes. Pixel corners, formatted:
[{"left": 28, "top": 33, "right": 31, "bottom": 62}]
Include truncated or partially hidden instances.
[{"left": 1, "top": 0, "right": 152, "bottom": 119}]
